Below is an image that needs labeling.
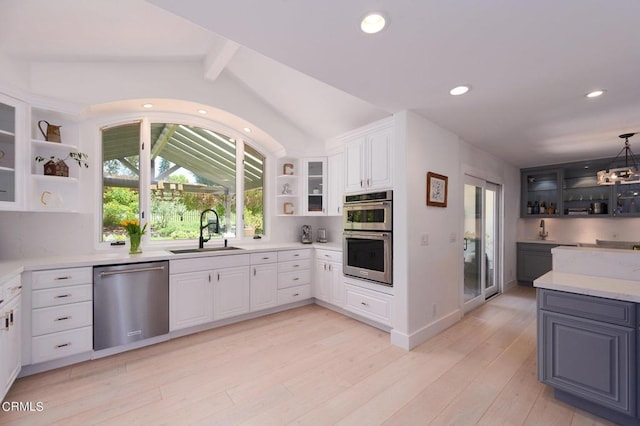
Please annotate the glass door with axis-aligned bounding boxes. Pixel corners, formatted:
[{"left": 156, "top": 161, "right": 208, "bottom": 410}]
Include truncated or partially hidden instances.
[{"left": 463, "top": 175, "right": 502, "bottom": 311}]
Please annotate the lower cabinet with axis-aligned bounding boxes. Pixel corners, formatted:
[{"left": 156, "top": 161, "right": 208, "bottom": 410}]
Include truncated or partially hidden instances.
[
  {"left": 314, "top": 249, "right": 344, "bottom": 308},
  {"left": 538, "top": 288, "right": 638, "bottom": 420},
  {"left": 29, "top": 267, "right": 93, "bottom": 364},
  {"left": 250, "top": 253, "right": 278, "bottom": 312},
  {"left": 213, "top": 266, "right": 250, "bottom": 321},
  {"left": 277, "top": 249, "right": 312, "bottom": 305},
  {"left": 517, "top": 242, "right": 560, "bottom": 285},
  {"left": 170, "top": 270, "right": 213, "bottom": 330},
  {"left": 1, "top": 274, "right": 21, "bottom": 402},
  {"left": 344, "top": 283, "right": 392, "bottom": 326}
]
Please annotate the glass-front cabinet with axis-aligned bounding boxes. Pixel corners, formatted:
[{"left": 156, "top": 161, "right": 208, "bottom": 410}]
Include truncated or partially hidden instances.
[
  {"left": 303, "top": 158, "right": 326, "bottom": 215},
  {"left": 613, "top": 183, "right": 640, "bottom": 216},
  {"left": 562, "top": 158, "right": 610, "bottom": 216},
  {"left": 521, "top": 168, "right": 561, "bottom": 217},
  {"left": 0, "top": 94, "right": 24, "bottom": 210}
]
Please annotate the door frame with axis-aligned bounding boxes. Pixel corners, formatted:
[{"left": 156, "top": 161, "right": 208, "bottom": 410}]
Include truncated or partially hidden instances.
[{"left": 461, "top": 173, "right": 504, "bottom": 313}]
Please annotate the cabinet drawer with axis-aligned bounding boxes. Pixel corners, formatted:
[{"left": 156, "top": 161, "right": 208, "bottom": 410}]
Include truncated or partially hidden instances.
[
  {"left": 315, "top": 249, "right": 342, "bottom": 263},
  {"left": 32, "top": 284, "right": 92, "bottom": 309},
  {"left": 32, "top": 267, "right": 92, "bottom": 290},
  {"left": 278, "top": 249, "right": 311, "bottom": 262},
  {"left": 170, "top": 254, "right": 250, "bottom": 274},
  {"left": 31, "top": 326, "right": 93, "bottom": 364},
  {"left": 277, "top": 285, "right": 311, "bottom": 305},
  {"left": 278, "top": 270, "right": 311, "bottom": 289},
  {"left": 345, "top": 285, "right": 392, "bottom": 325},
  {"left": 278, "top": 259, "right": 311, "bottom": 273},
  {"left": 538, "top": 289, "right": 636, "bottom": 327},
  {"left": 250, "top": 252, "right": 278, "bottom": 265},
  {"left": 32, "top": 301, "right": 93, "bottom": 336}
]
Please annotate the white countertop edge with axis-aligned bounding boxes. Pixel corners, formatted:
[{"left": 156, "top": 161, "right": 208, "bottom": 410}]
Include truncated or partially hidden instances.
[
  {"left": 1, "top": 242, "right": 343, "bottom": 275},
  {"left": 534, "top": 271, "right": 640, "bottom": 302}
]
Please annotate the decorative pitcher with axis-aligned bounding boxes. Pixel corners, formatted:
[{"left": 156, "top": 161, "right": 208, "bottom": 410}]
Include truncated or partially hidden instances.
[{"left": 38, "top": 120, "right": 62, "bottom": 142}]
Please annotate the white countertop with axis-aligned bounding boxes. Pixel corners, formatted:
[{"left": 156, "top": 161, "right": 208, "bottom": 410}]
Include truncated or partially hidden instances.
[
  {"left": 517, "top": 239, "right": 579, "bottom": 246},
  {"left": 534, "top": 271, "right": 640, "bottom": 303},
  {"left": 0, "top": 241, "right": 343, "bottom": 283}
]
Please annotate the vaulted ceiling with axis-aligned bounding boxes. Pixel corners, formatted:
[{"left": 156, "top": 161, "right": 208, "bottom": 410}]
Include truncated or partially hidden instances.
[{"left": 2, "top": 0, "right": 640, "bottom": 168}]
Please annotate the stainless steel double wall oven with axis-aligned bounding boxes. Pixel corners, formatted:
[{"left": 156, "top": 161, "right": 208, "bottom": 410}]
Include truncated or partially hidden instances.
[{"left": 343, "top": 190, "right": 393, "bottom": 286}]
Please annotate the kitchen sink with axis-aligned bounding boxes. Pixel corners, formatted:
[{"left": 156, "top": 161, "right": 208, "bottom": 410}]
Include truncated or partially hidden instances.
[{"left": 170, "top": 246, "right": 244, "bottom": 254}]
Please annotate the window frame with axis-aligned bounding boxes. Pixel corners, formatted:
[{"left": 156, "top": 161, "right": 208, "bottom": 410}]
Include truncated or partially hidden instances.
[{"left": 95, "top": 112, "right": 269, "bottom": 250}]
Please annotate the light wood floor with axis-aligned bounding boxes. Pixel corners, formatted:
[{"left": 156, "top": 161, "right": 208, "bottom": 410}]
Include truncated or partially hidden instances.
[{"left": 1, "top": 286, "right": 617, "bottom": 425}]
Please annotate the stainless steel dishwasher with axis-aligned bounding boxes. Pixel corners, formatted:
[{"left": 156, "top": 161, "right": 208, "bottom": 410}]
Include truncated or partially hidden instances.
[{"left": 93, "top": 261, "right": 169, "bottom": 351}]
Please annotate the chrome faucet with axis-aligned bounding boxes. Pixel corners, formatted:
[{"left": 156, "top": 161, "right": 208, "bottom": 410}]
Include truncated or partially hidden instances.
[
  {"left": 199, "top": 209, "right": 220, "bottom": 249},
  {"left": 539, "top": 219, "right": 548, "bottom": 240}
]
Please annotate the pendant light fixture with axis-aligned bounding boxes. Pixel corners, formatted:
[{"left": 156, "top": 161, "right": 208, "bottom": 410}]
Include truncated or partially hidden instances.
[{"left": 597, "top": 133, "right": 640, "bottom": 185}]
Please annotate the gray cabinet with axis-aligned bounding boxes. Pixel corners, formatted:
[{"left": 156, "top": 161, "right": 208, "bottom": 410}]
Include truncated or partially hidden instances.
[
  {"left": 537, "top": 288, "right": 638, "bottom": 421},
  {"left": 517, "top": 243, "right": 560, "bottom": 285}
]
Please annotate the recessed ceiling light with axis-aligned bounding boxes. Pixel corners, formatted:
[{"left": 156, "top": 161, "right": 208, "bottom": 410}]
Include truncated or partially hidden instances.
[
  {"left": 243, "top": 127, "right": 251, "bottom": 133},
  {"left": 361, "top": 13, "right": 387, "bottom": 34},
  {"left": 586, "top": 89, "right": 605, "bottom": 98},
  {"left": 142, "top": 103, "right": 153, "bottom": 108},
  {"left": 198, "top": 109, "right": 207, "bottom": 115},
  {"left": 449, "top": 85, "right": 470, "bottom": 96}
]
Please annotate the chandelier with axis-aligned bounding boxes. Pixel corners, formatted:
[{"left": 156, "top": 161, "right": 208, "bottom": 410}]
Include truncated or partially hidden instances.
[
  {"left": 151, "top": 180, "right": 184, "bottom": 200},
  {"left": 596, "top": 133, "right": 640, "bottom": 185}
]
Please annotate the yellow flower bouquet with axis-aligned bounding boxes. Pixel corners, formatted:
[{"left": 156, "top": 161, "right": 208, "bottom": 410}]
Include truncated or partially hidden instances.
[{"left": 120, "top": 219, "right": 147, "bottom": 254}]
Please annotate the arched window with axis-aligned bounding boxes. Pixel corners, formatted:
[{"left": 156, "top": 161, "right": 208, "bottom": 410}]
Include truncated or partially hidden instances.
[{"left": 101, "top": 120, "right": 265, "bottom": 243}]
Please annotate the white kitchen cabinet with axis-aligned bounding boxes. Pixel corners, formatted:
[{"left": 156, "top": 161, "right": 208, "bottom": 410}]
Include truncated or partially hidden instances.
[
  {"left": 277, "top": 249, "right": 312, "bottom": 305},
  {"left": 302, "top": 157, "right": 327, "bottom": 215},
  {"left": 344, "top": 121, "right": 393, "bottom": 194},
  {"left": 327, "top": 152, "right": 344, "bottom": 216},
  {"left": 344, "top": 283, "right": 393, "bottom": 326},
  {"left": 29, "top": 267, "right": 93, "bottom": 364},
  {"left": 1, "top": 273, "right": 21, "bottom": 402},
  {"left": 213, "top": 266, "right": 250, "bottom": 320},
  {"left": 0, "top": 93, "right": 25, "bottom": 210},
  {"left": 250, "top": 252, "right": 278, "bottom": 312},
  {"left": 170, "top": 270, "right": 213, "bottom": 331},
  {"left": 314, "top": 249, "right": 344, "bottom": 307}
]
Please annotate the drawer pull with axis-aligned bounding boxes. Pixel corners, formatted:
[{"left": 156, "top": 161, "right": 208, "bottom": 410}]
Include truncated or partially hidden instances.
[
  {"left": 293, "top": 278, "right": 299, "bottom": 281},
  {"left": 293, "top": 293, "right": 300, "bottom": 297},
  {"left": 293, "top": 264, "right": 299, "bottom": 268},
  {"left": 361, "top": 302, "right": 369, "bottom": 307},
  {"left": 10, "top": 285, "right": 22, "bottom": 292},
  {"left": 0, "top": 299, "right": 4, "bottom": 305},
  {"left": 9, "top": 310, "right": 14, "bottom": 325},
  {"left": 253, "top": 268, "right": 257, "bottom": 276},
  {"left": 55, "top": 316, "right": 71, "bottom": 322},
  {"left": 262, "top": 257, "right": 270, "bottom": 260},
  {"left": 324, "top": 254, "right": 330, "bottom": 257},
  {"left": 2, "top": 316, "right": 8, "bottom": 330},
  {"left": 54, "top": 294, "right": 72, "bottom": 299},
  {"left": 293, "top": 254, "right": 300, "bottom": 257},
  {"left": 54, "top": 276, "right": 72, "bottom": 281},
  {"left": 55, "top": 343, "right": 71, "bottom": 349}
]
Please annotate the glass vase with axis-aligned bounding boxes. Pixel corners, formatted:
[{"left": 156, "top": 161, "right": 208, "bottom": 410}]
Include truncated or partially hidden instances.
[{"left": 129, "top": 233, "right": 142, "bottom": 254}]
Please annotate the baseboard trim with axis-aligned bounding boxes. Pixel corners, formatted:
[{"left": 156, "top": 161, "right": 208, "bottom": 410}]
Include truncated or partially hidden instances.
[{"left": 391, "top": 308, "right": 463, "bottom": 350}]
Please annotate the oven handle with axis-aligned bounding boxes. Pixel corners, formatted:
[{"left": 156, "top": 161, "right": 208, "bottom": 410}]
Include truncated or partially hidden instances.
[
  {"left": 344, "top": 231, "right": 391, "bottom": 239},
  {"left": 344, "top": 201, "right": 391, "bottom": 210}
]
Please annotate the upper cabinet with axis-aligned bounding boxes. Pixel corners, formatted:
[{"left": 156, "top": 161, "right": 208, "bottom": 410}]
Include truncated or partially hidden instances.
[
  {"left": 344, "top": 119, "right": 393, "bottom": 194},
  {"left": 0, "top": 93, "right": 25, "bottom": 210},
  {"left": 327, "top": 152, "right": 344, "bottom": 216},
  {"left": 521, "top": 158, "right": 640, "bottom": 218},
  {"left": 302, "top": 157, "right": 326, "bottom": 215}
]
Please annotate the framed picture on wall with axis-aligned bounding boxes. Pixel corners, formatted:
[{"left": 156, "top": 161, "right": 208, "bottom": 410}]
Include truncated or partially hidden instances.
[{"left": 427, "top": 172, "right": 448, "bottom": 207}]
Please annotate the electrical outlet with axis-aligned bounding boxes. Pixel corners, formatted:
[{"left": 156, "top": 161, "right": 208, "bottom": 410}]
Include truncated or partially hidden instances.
[{"left": 421, "top": 233, "right": 429, "bottom": 246}]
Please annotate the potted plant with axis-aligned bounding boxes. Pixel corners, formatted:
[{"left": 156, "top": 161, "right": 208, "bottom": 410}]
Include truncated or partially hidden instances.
[{"left": 35, "top": 151, "right": 89, "bottom": 177}]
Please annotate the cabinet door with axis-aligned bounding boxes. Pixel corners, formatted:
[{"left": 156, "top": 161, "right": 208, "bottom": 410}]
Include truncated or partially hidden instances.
[
  {"left": 250, "top": 263, "right": 278, "bottom": 312},
  {"left": 0, "top": 94, "right": 24, "bottom": 210},
  {"left": 329, "top": 262, "right": 345, "bottom": 307},
  {"left": 170, "top": 271, "right": 213, "bottom": 331},
  {"left": 327, "top": 152, "right": 344, "bottom": 216},
  {"left": 303, "top": 158, "right": 327, "bottom": 215},
  {"left": 516, "top": 243, "right": 558, "bottom": 285},
  {"left": 367, "top": 127, "right": 393, "bottom": 190},
  {"left": 538, "top": 310, "right": 635, "bottom": 416},
  {"left": 344, "top": 136, "right": 366, "bottom": 193},
  {"left": 1, "top": 295, "right": 20, "bottom": 400},
  {"left": 313, "top": 259, "right": 330, "bottom": 302},
  {"left": 213, "top": 266, "right": 250, "bottom": 320}
]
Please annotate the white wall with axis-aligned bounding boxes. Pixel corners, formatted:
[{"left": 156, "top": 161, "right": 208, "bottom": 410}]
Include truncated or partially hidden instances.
[{"left": 392, "top": 111, "right": 520, "bottom": 350}]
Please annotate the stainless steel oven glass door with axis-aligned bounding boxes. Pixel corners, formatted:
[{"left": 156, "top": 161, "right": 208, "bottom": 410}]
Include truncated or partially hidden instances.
[
  {"left": 343, "top": 200, "right": 392, "bottom": 231},
  {"left": 343, "top": 231, "right": 392, "bottom": 285}
]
